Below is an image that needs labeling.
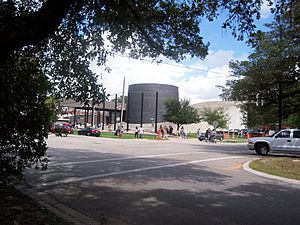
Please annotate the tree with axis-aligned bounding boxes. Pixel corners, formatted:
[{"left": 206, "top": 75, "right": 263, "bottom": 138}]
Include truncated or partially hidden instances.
[
  {"left": 111, "top": 95, "right": 128, "bottom": 104},
  {"left": 1, "top": 1, "right": 296, "bottom": 102},
  {"left": 1, "top": 1, "right": 295, "bottom": 62},
  {"left": 0, "top": 0, "right": 296, "bottom": 180},
  {"left": 200, "top": 107, "right": 228, "bottom": 130},
  {"left": 219, "top": 5, "right": 300, "bottom": 129},
  {"left": 163, "top": 99, "right": 201, "bottom": 131},
  {"left": 0, "top": 52, "right": 55, "bottom": 181}
]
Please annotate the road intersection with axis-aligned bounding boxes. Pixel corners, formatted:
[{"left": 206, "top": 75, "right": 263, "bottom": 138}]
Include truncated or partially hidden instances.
[{"left": 21, "top": 135, "right": 300, "bottom": 225}]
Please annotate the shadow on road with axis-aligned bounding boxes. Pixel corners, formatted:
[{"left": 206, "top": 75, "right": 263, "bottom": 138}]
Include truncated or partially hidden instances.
[{"left": 23, "top": 147, "right": 300, "bottom": 225}]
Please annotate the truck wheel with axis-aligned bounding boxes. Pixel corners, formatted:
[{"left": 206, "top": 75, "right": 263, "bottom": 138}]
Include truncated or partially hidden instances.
[{"left": 255, "top": 143, "right": 269, "bottom": 155}]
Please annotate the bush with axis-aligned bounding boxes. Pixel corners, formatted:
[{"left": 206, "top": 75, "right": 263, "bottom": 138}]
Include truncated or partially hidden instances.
[{"left": 0, "top": 53, "right": 55, "bottom": 182}]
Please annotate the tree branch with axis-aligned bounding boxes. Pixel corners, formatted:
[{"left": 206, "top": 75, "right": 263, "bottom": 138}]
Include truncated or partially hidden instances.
[{"left": 0, "top": 0, "right": 83, "bottom": 62}]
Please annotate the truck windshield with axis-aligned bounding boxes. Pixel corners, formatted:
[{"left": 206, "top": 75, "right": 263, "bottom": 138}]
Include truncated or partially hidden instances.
[{"left": 270, "top": 130, "right": 280, "bottom": 137}]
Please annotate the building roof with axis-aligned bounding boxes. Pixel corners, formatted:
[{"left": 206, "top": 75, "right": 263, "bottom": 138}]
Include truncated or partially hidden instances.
[
  {"left": 191, "top": 101, "right": 241, "bottom": 110},
  {"left": 60, "top": 99, "right": 126, "bottom": 110}
]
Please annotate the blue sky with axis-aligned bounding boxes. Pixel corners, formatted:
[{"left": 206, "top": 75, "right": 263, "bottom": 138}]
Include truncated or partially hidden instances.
[{"left": 91, "top": 2, "right": 273, "bottom": 104}]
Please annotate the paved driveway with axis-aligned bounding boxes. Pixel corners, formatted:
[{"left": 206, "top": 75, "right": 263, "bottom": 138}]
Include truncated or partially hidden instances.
[{"left": 22, "top": 134, "right": 300, "bottom": 225}]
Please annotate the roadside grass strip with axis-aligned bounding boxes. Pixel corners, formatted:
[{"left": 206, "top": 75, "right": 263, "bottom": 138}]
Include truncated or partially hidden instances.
[
  {"left": 40, "top": 156, "right": 244, "bottom": 187},
  {"left": 249, "top": 157, "right": 300, "bottom": 181}
]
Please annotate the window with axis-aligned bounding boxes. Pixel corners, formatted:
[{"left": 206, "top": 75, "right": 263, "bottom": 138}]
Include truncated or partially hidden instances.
[
  {"left": 293, "top": 131, "right": 300, "bottom": 139},
  {"left": 276, "top": 131, "right": 290, "bottom": 138}
]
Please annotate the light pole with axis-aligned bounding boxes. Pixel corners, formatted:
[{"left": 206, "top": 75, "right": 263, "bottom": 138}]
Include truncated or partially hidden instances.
[
  {"left": 120, "top": 76, "right": 125, "bottom": 127},
  {"left": 227, "top": 109, "right": 230, "bottom": 141}
]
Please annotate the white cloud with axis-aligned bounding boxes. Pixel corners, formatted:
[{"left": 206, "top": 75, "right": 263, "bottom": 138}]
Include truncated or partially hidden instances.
[
  {"left": 204, "top": 50, "right": 234, "bottom": 68},
  {"left": 261, "top": 0, "right": 272, "bottom": 19},
  {"left": 90, "top": 49, "right": 238, "bottom": 104},
  {"left": 178, "top": 65, "right": 230, "bottom": 104}
]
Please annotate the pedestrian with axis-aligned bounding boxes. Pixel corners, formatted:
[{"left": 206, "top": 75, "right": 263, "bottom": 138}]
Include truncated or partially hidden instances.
[
  {"left": 138, "top": 126, "right": 144, "bottom": 139},
  {"left": 210, "top": 129, "right": 216, "bottom": 143},
  {"left": 115, "top": 126, "right": 120, "bottom": 136},
  {"left": 180, "top": 126, "right": 186, "bottom": 139},
  {"left": 134, "top": 126, "right": 139, "bottom": 138},
  {"left": 161, "top": 125, "right": 164, "bottom": 139},
  {"left": 197, "top": 128, "right": 201, "bottom": 137},
  {"left": 205, "top": 128, "right": 211, "bottom": 142},
  {"left": 169, "top": 126, "right": 173, "bottom": 136},
  {"left": 119, "top": 126, "right": 124, "bottom": 137},
  {"left": 163, "top": 125, "right": 168, "bottom": 139},
  {"left": 157, "top": 125, "right": 163, "bottom": 140}
]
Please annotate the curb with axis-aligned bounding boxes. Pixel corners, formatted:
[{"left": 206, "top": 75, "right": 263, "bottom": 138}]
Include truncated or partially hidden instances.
[
  {"left": 243, "top": 159, "right": 300, "bottom": 185},
  {"left": 16, "top": 184, "right": 100, "bottom": 225}
]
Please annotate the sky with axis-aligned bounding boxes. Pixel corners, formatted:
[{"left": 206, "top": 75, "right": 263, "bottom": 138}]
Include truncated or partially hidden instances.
[{"left": 90, "top": 2, "right": 272, "bottom": 104}]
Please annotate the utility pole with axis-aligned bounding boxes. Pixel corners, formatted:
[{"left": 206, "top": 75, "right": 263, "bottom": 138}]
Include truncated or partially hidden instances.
[
  {"left": 102, "top": 97, "right": 105, "bottom": 130},
  {"left": 120, "top": 76, "right": 125, "bottom": 127},
  {"left": 114, "top": 93, "right": 117, "bottom": 131},
  {"left": 278, "top": 24, "right": 283, "bottom": 130}
]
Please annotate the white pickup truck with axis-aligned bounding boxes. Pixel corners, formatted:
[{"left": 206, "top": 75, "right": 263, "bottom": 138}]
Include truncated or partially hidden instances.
[{"left": 248, "top": 129, "right": 300, "bottom": 155}]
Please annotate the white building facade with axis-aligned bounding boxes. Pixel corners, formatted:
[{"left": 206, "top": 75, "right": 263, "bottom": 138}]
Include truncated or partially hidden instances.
[{"left": 184, "top": 101, "right": 245, "bottom": 133}]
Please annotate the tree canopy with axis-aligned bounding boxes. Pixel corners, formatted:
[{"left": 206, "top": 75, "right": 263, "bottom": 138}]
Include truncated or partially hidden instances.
[
  {"left": 219, "top": 5, "right": 300, "bottom": 129},
  {"left": 0, "top": 52, "right": 54, "bottom": 181},
  {"left": 0, "top": 0, "right": 296, "bottom": 102},
  {"left": 163, "top": 99, "right": 201, "bottom": 130},
  {"left": 200, "top": 107, "right": 228, "bottom": 129},
  {"left": 110, "top": 95, "right": 128, "bottom": 104}
]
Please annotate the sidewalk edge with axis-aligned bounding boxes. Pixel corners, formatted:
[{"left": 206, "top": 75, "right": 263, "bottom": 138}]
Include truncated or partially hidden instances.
[
  {"left": 16, "top": 184, "right": 100, "bottom": 225},
  {"left": 243, "top": 159, "right": 300, "bottom": 185}
]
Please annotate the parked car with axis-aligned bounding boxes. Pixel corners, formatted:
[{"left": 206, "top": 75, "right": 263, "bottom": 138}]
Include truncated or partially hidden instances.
[
  {"left": 198, "top": 132, "right": 206, "bottom": 141},
  {"left": 248, "top": 129, "right": 300, "bottom": 155},
  {"left": 198, "top": 131, "right": 224, "bottom": 141},
  {"left": 78, "top": 127, "right": 101, "bottom": 137},
  {"left": 50, "top": 124, "right": 73, "bottom": 135},
  {"left": 74, "top": 124, "right": 85, "bottom": 129},
  {"left": 61, "top": 125, "right": 74, "bottom": 134}
]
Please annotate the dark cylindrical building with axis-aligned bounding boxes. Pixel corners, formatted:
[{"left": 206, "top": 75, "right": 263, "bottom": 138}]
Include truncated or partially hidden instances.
[{"left": 126, "top": 83, "right": 179, "bottom": 124}]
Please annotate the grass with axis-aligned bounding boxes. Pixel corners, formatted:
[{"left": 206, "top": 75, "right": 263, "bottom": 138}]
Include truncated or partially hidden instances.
[
  {"left": 99, "top": 132, "right": 203, "bottom": 140},
  {"left": 100, "top": 131, "right": 159, "bottom": 140},
  {"left": 72, "top": 129, "right": 249, "bottom": 143},
  {"left": 250, "top": 157, "right": 300, "bottom": 180},
  {"left": 0, "top": 183, "right": 73, "bottom": 225}
]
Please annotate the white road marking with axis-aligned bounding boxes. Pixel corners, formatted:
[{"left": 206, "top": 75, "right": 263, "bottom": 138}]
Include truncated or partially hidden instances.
[
  {"left": 49, "top": 151, "right": 206, "bottom": 166},
  {"left": 40, "top": 156, "right": 244, "bottom": 187}
]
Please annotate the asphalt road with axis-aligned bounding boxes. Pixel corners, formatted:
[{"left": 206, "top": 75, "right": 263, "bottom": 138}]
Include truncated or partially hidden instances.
[{"left": 22, "top": 134, "right": 300, "bottom": 225}]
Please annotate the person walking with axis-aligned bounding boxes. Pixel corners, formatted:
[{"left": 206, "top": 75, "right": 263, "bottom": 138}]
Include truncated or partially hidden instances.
[
  {"left": 138, "top": 126, "right": 144, "bottom": 139},
  {"left": 210, "top": 129, "right": 216, "bottom": 143},
  {"left": 197, "top": 128, "right": 201, "bottom": 138},
  {"left": 163, "top": 125, "right": 168, "bottom": 139},
  {"left": 119, "top": 126, "right": 124, "bottom": 137},
  {"left": 134, "top": 126, "right": 139, "bottom": 138},
  {"left": 205, "top": 128, "right": 211, "bottom": 142},
  {"left": 157, "top": 125, "right": 163, "bottom": 140},
  {"left": 180, "top": 126, "right": 186, "bottom": 139}
]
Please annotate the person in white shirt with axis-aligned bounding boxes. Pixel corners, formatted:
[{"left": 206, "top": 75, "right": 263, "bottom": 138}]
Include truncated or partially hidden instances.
[{"left": 138, "top": 126, "right": 144, "bottom": 139}]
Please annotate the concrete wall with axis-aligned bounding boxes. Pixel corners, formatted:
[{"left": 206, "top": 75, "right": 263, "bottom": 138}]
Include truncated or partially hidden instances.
[{"left": 185, "top": 101, "right": 245, "bottom": 132}]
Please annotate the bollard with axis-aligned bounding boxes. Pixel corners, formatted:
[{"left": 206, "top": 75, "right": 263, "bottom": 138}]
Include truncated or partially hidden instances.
[{"left": 224, "top": 132, "right": 228, "bottom": 140}]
